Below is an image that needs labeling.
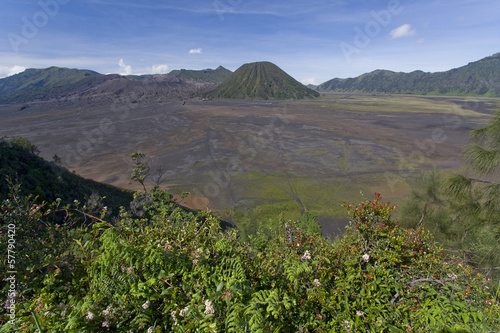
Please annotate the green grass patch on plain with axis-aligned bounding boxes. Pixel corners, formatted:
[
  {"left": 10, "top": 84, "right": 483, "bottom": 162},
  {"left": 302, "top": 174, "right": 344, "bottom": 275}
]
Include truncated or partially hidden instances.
[
  {"left": 228, "top": 171, "right": 415, "bottom": 238},
  {"left": 312, "top": 94, "right": 496, "bottom": 116}
]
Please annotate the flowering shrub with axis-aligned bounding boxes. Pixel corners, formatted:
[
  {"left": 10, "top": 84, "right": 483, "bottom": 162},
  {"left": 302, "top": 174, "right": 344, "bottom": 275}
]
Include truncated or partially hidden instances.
[
  {"left": 335, "top": 194, "right": 500, "bottom": 331},
  {"left": 1, "top": 187, "right": 499, "bottom": 332}
]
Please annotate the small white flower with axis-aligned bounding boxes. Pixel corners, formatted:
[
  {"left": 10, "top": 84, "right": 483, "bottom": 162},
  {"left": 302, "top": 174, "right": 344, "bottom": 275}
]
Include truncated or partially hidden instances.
[
  {"left": 313, "top": 279, "right": 321, "bottom": 286},
  {"left": 204, "top": 300, "right": 215, "bottom": 314},
  {"left": 142, "top": 301, "right": 150, "bottom": 310},
  {"left": 73, "top": 199, "right": 79, "bottom": 204},
  {"left": 447, "top": 273, "right": 458, "bottom": 281},
  {"left": 192, "top": 259, "right": 199, "bottom": 265},
  {"left": 362, "top": 254, "right": 370, "bottom": 262},
  {"left": 179, "top": 305, "right": 189, "bottom": 317},
  {"left": 301, "top": 250, "right": 311, "bottom": 261},
  {"left": 102, "top": 321, "right": 109, "bottom": 327},
  {"left": 103, "top": 206, "right": 107, "bottom": 211},
  {"left": 56, "top": 198, "right": 61, "bottom": 202},
  {"left": 85, "top": 311, "right": 95, "bottom": 320},
  {"left": 356, "top": 310, "right": 364, "bottom": 317},
  {"left": 147, "top": 326, "right": 155, "bottom": 333},
  {"left": 101, "top": 305, "right": 112, "bottom": 318}
]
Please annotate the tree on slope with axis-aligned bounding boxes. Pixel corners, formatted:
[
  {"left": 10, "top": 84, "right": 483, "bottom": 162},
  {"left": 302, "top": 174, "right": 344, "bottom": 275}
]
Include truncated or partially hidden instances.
[{"left": 445, "top": 109, "right": 500, "bottom": 279}]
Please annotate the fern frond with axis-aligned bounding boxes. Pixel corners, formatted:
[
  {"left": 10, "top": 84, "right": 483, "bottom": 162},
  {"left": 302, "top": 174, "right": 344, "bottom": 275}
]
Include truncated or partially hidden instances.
[
  {"left": 130, "top": 312, "right": 152, "bottom": 330},
  {"left": 284, "top": 260, "right": 312, "bottom": 284},
  {"left": 225, "top": 302, "right": 246, "bottom": 332}
]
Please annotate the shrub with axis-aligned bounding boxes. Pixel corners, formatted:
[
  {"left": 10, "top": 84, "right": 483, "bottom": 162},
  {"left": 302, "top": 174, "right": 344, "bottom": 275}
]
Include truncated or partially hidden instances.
[{"left": 1, "top": 189, "right": 499, "bottom": 332}]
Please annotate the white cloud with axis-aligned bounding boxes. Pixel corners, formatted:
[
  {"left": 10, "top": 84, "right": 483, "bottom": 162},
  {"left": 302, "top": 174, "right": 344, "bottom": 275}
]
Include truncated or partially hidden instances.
[
  {"left": 301, "top": 78, "right": 317, "bottom": 85},
  {"left": 416, "top": 38, "right": 426, "bottom": 45},
  {"left": 118, "top": 58, "right": 132, "bottom": 75},
  {"left": 390, "top": 24, "right": 416, "bottom": 39},
  {"left": 189, "top": 48, "right": 203, "bottom": 54},
  {"left": 151, "top": 64, "right": 169, "bottom": 74},
  {"left": 0, "top": 65, "right": 26, "bottom": 78}
]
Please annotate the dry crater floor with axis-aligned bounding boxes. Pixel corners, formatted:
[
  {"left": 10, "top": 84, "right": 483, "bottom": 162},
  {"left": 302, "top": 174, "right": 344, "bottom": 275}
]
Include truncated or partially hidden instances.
[{"left": 1, "top": 93, "right": 497, "bottom": 236}]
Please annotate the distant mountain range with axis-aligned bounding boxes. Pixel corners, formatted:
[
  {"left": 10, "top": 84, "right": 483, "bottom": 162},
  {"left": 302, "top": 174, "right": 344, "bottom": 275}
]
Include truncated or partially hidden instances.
[
  {"left": 1, "top": 53, "right": 499, "bottom": 103},
  {"left": 0, "top": 67, "right": 109, "bottom": 103},
  {"left": 125, "top": 66, "right": 232, "bottom": 83},
  {"left": 0, "top": 66, "right": 232, "bottom": 103},
  {"left": 317, "top": 53, "right": 500, "bottom": 97},
  {"left": 204, "top": 61, "right": 319, "bottom": 100},
  {"left": 166, "top": 66, "right": 232, "bottom": 83}
]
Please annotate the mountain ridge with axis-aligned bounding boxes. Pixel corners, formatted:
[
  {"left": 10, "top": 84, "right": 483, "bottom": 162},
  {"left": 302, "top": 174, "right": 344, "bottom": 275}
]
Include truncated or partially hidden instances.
[
  {"left": 2, "top": 53, "right": 500, "bottom": 103},
  {"left": 0, "top": 66, "right": 112, "bottom": 102},
  {"left": 317, "top": 52, "right": 500, "bottom": 97},
  {"left": 166, "top": 65, "right": 232, "bottom": 82},
  {"left": 0, "top": 66, "right": 230, "bottom": 103}
]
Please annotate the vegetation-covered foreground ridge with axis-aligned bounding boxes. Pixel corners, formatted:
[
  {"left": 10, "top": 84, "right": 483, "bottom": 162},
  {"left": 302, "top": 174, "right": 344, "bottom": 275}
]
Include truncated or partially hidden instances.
[{"left": 1, "top": 181, "right": 499, "bottom": 332}]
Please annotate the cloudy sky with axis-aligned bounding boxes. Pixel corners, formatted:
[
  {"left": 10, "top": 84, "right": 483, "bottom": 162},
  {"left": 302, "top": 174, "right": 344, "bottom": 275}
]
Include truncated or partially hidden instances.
[{"left": 1, "top": 0, "right": 499, "bottom": 84}]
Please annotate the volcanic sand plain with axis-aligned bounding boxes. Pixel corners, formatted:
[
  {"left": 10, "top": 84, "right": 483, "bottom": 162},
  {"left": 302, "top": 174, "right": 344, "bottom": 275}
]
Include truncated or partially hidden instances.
[{"left": 1, "top": 93, "right": 497, "bottom": 236}]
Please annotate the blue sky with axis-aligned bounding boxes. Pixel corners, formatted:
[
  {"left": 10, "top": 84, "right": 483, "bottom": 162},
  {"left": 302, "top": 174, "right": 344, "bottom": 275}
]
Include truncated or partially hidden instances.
[{"left": 1, "top": 0, "right": 499, "bottom": 84}]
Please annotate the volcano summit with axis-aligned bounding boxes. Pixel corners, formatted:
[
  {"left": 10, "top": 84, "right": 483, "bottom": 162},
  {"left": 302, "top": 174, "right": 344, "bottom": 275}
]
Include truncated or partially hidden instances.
[{"left": 204, "top": 61, "right": 320, "bottom": 100}]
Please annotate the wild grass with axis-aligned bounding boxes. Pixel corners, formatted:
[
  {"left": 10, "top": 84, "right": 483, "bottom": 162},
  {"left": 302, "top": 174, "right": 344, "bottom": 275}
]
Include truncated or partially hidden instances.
[
  {"left": 228, "top": 171, "right": 414, "bottom": 238},
  {"left": 312, "top": 94, "right": 496, "bottom": 116}
]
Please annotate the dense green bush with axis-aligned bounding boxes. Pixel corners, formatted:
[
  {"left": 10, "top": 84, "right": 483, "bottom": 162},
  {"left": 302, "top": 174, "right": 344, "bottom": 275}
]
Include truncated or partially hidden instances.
[{"left": 1, "top": 184, "right": 499, "bottom": 332}]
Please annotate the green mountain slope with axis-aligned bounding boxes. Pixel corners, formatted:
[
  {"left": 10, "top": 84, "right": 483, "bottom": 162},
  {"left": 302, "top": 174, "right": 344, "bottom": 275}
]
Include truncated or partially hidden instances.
[
  {"left": 0, "top": 66, "right": 112, "bottom": 103},
  {"left": 318, "top": 52, "right": 500, "bottom": 97},
  {"left": 125, "top": 66, "right": 232, "bottom": 82},
  {"left": 0, "top": 137, "right": 133, "bottom": 214},
  {"left": 167, "top": 65, "right": 232, "bottom": 82},
  {"left": 204, "top": 61, "right": 320, "bottom": 100}
]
